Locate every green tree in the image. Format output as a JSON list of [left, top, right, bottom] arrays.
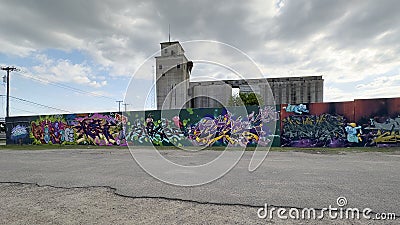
[[228, 93, 264, 106]]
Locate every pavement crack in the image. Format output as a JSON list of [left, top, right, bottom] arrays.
[[1, 181, 398, 219], [0, 181, 261, 208]]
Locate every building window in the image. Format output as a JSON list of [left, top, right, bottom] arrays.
[[164, 49, 168, 54], [177, 64, 180, 69], [278, 91, 281, 104], [286, 84, 290, 103], [300, 83, 304, 102], [159, 65, 162, 70], [291, 83, 296, 103]]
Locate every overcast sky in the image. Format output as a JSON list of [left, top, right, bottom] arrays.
[[0, 0, 399, 116]]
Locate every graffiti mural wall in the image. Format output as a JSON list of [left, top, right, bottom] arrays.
[[280, 98, 400, 147], [6, 106, 280, 147], [124, 106, 280, 147], [7, 112, 128, 146], [10, 124, 29, 144], [354, 98, 400, 147], [6, 97, 400, 147]]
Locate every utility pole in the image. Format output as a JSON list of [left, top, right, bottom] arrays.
[[1, 66, 18, 117], [116, 100, 123, 113], [123, 103, 130, 112], [168, 24, 171, 42]]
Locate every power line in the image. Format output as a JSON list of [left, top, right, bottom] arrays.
[[1, 95, 72, 113], [14, 71, 118, 102], [10, 96, 72, 113], [10, 107, 36, 114], [15, 71, 117, 101]]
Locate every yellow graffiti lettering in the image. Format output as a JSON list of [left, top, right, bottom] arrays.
[[303, 117, 313, 125], [374, 131, 400, 143], [243, 131, 259, 141]]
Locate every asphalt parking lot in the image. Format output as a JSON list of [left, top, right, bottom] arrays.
[[0, 148, 399, 224]]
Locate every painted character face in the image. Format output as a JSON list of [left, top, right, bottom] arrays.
[[172, 116, 181, 128], [64, 128, 74, 142]]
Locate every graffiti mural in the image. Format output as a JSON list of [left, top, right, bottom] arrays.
[[282, 114, 347, 147], [187, 106, 278, 147], [281, 98, 400, 147], [124, 106, 279, 147], [368, 117, 400, 131], [6, 107, 278, 147], [30, 115, 68, 144], [74, 113, 126, 146], [23, 113, 127, 146], [126, 116, 185, 146], [10, 125, 28, 142], [283, 104, 309, 114], [5, 97, 400, 147], [345, 123, 362, 143], [364, 116, 400, 146]]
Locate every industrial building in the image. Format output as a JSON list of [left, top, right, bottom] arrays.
[[156, 41, 324, 110]]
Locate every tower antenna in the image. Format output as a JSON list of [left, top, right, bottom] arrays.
[[168, 24, 171, 42]]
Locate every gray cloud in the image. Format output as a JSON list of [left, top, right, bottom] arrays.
[[267, 0, 350, 42], [1, 1, 399, 52], [329, 0, 400, 47], [0, 0, 399, 102]]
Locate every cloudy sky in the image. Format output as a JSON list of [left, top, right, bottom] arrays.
[[0, 0, 399, 116]]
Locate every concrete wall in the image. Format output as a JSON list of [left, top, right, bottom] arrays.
[[190, 81, 232, 108], [189, 76, 324, 108], [267, 76, 323, 104]]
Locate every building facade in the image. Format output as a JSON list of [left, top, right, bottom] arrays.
[[155, 41, 191, 109], [155, 41, 324, 109]]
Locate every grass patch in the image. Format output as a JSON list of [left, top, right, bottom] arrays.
[[1, 144, 400, 154], [0, 144, 129, 151], [271, 146, 400, 154]]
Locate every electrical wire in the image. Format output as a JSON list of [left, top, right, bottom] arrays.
[[14, 71, 118, 102], [2, 68, 125, 115], [10, 107, 36, 114], [2, 95, 72, 113]]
